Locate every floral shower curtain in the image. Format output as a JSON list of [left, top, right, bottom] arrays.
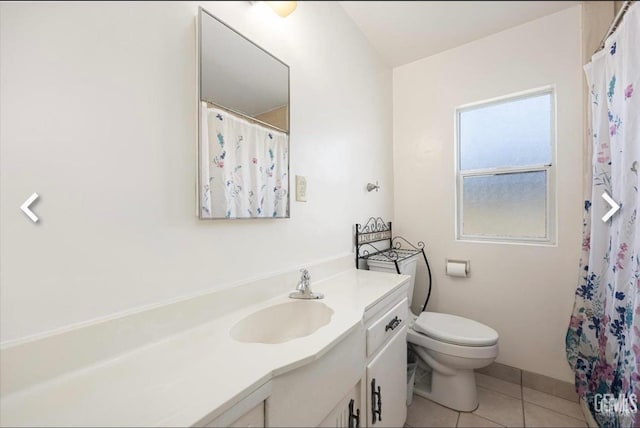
[[566, 4, 639, 427], [200, 104, 289, 218]]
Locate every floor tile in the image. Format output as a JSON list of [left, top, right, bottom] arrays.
[[457, 412, 505, 427], [522, 387, 585, 421], [473, 387, 524, 427], [407, 395, 459, 428], [476, 373, 522, 399], [524, 402, 587, 427]]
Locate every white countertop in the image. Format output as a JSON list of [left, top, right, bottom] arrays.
[[0, 269, 409, 427]]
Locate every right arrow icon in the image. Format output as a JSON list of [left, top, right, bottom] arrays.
[[601, 192, 620, 222]]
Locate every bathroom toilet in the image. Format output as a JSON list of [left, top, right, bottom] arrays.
[[407, 312, 499, 411], [366, 252, 499, 412]]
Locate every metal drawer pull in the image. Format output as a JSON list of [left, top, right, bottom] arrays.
[[385, 316, 401, 332], [348, 398, 360, 428], [371, 378, 382, 423]]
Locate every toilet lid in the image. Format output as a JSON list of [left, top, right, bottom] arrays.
[[413, 312, 499, 346]]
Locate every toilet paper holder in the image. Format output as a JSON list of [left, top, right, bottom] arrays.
[[446, 259, 470, 277]]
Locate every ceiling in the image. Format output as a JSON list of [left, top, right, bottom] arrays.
[[339, 1, 580, 67]]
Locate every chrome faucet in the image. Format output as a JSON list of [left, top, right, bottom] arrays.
[[289, 269, 324, 300]]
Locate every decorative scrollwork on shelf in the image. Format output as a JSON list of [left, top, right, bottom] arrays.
[[356, 217, 390, 234], [358, 242, 399, 261], [392, 236, 425, 251], [356, 217, 392, 245]]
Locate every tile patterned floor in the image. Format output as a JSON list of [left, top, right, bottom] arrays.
[[406, 373, 587, 428]]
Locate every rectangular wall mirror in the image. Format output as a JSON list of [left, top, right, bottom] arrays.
[[198, 8, 290, 219]]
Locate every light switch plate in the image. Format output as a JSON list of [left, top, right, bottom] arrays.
[[296, 175, 307, 202]]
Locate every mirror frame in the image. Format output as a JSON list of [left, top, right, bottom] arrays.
[[197, 7, 291, 220]]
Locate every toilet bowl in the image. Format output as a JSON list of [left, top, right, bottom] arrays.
[[365, 252, 499, 412], [407, 312, 499, 412]]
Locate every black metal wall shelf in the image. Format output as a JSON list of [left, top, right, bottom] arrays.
[[355, 217, 433, 311], [355, 217, 424, 272], [365, 248, 421, 264]]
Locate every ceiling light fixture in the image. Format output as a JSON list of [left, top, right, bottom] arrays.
[[264, 1, 297, 18]]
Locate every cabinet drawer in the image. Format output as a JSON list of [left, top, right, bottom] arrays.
[[366, 298, 408, 357]]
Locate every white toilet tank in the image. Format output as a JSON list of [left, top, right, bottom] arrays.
[[366, 250, 420, 308]]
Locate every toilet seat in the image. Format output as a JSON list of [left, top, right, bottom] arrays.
[[407, 328, 498, 359], [413, 312, 498, 347]]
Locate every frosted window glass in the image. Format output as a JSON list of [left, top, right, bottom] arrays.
[[462, 172, 546, 238], [459, 93, 552, 171]]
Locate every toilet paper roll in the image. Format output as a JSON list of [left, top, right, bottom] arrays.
[[446, 261, 468, 277]]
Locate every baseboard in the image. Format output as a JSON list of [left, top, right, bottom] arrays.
[[522, 369, 578, 403], [477, 361, 521, 385], [477, 362, 579, 403]]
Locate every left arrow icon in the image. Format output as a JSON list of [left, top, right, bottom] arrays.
[[21, 193, 39, 223]]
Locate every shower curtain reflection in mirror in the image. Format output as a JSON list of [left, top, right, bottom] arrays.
[[200, 104, 289, 219]]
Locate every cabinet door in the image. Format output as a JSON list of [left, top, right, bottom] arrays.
[[229, 402, 264, 427], [318, 382, 362, 428], [366, 326, 407, 428]]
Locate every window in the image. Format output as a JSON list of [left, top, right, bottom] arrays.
[[456, 88, 555, 244]]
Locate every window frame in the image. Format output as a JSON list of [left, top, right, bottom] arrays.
[[454, 87, 557, 245]]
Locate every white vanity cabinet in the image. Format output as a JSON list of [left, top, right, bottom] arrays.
[[0, 266, 412, 428], [218, 278, 410, 428], [265, 326, 366, 427], [365, 297, 409, 427]]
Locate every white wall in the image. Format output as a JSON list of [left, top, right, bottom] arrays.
[[393, 6, 583, 382], [0, 1, 393, 343]]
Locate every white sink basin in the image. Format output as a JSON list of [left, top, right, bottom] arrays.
[[230, 301, 334, 344]]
